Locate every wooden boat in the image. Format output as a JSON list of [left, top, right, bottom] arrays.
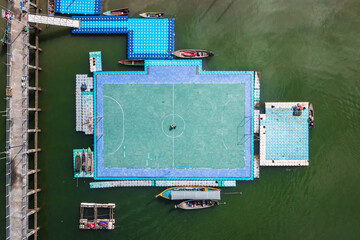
[[309, 103, 314, 128], [139, 12, 164, 18], [155, 187, 221, 200], [87, 147, 93, 173], [103, 8, 129, 16], [171, 49, 214, 59], [81, 149, 86, 172], [75, 152, 81, 173], [175, 200, 219, 210], [118, 59, 144, 66]]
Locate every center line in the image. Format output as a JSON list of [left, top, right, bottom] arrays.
[[172, 83, 175, 168]]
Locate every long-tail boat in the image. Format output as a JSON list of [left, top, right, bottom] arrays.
[[87, 148, 93, 173], [175, 200, 219, 210], [309, 103, 315, 128], [155, 187, 221, 200], [118, 59, 145, 66], [81, 149, 86, 172], [103, 8, 129, 16], [75, 152, 81, 173], [171, 49, 214, 59], [139, 12, 164, 18]]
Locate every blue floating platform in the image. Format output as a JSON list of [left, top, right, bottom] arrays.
[[72, 16, 175, 60], [92, 60, 256, 181], [89, 51, 102, 72], [55, 0, 101, 15]]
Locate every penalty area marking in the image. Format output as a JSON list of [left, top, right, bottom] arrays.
[[103, 95, 125, 155]]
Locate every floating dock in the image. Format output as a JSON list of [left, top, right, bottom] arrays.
[[89, 180, 237, 188], [79, 203, 115, 230], [55, 0, 101, 15], [72, 16, 175, 59], [93, 60, 257, 180], [89, 51, 102, 72], [260, 102, 309, 166], [75, 74, 94, 135], [73, 149, 94, 178]]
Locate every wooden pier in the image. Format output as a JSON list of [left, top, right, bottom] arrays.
[[4, 0, 42, 239], [5, 1, 82, 238], [79, 203, 115, 230]]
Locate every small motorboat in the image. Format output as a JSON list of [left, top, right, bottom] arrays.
[[155, 187, 221, 200], [87, 147, 93, 173], [118, 59, 145, 66], [139, 12, 164, 18], [175, 200, 219, 210], [81, 149, 86, 172], [171, 49, 214, 59], [309, 103, 314, 128], [75, 152, 81, 173], [103, 8, 129, 16]]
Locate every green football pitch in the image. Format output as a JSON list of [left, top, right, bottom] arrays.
[[102, 83, 246, 169]]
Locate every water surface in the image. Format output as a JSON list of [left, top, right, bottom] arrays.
[[1, 0, 360, 239]]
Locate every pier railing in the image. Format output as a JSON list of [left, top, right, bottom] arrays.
[[5, 0, 12, 237]]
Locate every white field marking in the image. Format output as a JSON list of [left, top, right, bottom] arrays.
[[221, 95, 237, 150], [161, 114, 186, 138], [104, 95, 125, 155], [172, 83, 175, 168], [222, 140, 228, 150], [172, 83, 175, 122]]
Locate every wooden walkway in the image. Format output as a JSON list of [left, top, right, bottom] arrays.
[[5, 0, 42, 239]]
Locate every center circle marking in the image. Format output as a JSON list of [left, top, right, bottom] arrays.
[[161, 114, 186, 138]]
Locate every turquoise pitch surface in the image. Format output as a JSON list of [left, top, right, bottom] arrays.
[[102, 83, 245, 169]]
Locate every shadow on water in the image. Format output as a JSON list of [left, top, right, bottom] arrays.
[[199, 0, 218, 21], [0, 44, 7, 56], [216, 0, 236, 23], [40, 28, 70, 42]]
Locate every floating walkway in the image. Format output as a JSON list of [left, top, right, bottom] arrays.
[[72, 16, 175, 59], [89, 180, 237, 188], [55, 0, 101, 15], [260, 102, 309, 166], [73, 149, 94, 178], [89, 51, 102, 72], [75, 74, 94, 135], [28, 14, 80, 28]]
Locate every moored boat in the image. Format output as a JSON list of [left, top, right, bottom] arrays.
[[309, 103, 314, 128], [75, 152, 81, 173], [103, 8, 129, 16], [118, 59, 145, 66], [155, 187, 221, 200], [171, 49, 214, 59], [81, 149, 86, 172], [139, 12, 164, 18], [87, 148, 93, 173], [175, 200, 219, 210]]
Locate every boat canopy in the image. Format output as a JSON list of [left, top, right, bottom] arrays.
[[170, 190, 221, 200]]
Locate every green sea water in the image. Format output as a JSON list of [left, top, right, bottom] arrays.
[[1, 0, 360, 239]]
